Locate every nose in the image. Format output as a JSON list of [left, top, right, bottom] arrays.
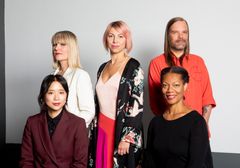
[[56, 43, 61, 49], [54, 93, 60, 100], [53, 43, 60, 51], [166, 85, 173, 92], [178, 32, 183, 39], [113, 36, 118, 43]]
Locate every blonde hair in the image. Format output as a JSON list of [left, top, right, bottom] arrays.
[[51, 31, 81, 69], [103, 20, 132, 53]]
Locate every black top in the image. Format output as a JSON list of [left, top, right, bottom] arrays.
[[46, 111, 63, 137], [144, 111, 213, 168]]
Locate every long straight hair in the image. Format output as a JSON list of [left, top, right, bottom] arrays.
[[164, 17, 190, 66], [51, 31, 81, 69]]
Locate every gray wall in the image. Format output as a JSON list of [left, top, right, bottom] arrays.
[[3, 0, 240, 166]]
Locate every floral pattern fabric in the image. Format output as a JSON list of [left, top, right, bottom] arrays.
[[88, 58, 144, 168]]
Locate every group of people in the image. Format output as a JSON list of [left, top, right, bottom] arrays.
[[19, 17, 216, 168]]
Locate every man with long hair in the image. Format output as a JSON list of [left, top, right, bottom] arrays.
[[148, 17, 216, 124]]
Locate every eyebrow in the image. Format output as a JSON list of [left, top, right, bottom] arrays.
[[108, 32, 124, 35], [47, 89, 65, 92]]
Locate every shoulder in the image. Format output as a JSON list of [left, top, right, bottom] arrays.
[[74, 68, 90, 76], [149, 54, 166, 71], [147, 116, 163, 133], [126, 58, 144, 77], [64, 110, 86, 126], [97, 62, 108, 73], [73, 68, 91, 81], [150, 54, 165, 64], [122, 58, 142, 74], [25, 112, 44, 125], [187, 111, 208, 136], [99, 61, 108, 70], [127, 57, 141, 68], [188, 110, 207, 126], [188, 54, 205, 63], [149, 116, 162, 127]]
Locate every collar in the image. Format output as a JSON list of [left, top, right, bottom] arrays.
[[46, 110, 63, 125], [54, 67, 73, 76], [171, 54, 189, 65]]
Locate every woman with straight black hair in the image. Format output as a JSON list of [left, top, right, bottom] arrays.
[[20, 74, 88, 168]]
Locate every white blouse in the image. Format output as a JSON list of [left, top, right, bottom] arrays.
[[54, 68, 95, 127]]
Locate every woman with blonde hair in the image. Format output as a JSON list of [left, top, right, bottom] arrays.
[[88, 21, 144, 168], [51, 30, 95, 127]]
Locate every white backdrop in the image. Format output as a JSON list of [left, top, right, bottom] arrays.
[[5, 0, 240, 153]]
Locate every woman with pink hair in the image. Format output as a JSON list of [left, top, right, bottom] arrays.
[[88, 21, 144, 168]]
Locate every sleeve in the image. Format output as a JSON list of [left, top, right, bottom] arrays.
[[19, 118, 35, 168], [143, 119, 156, 168], [187, 118, 210, 168], [148, 59, 166, 115], [120, 66, 144, 148], [71, 119, 89, 168], [200, 59, 216, 108], [76, 71, 95, 127]]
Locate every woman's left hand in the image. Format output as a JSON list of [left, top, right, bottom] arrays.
[[118, 141, 130, 155]]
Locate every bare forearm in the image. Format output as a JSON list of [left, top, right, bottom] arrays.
[[203, 105, 212, 123]]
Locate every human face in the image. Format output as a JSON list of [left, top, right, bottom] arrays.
[[161, 73, 187, 105], [169, 21, 189, 53], [52, 40, 69, 62], [107, 28, 126, 54], [45, 81, 67, 115]]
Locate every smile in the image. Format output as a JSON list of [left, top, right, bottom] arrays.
[[52, 103, 61, 106], [166, 95, 175, 100]]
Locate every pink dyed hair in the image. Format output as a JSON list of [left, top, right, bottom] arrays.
[[103, 20, 132, 53]]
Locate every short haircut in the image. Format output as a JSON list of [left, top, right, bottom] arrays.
[[103, 20, 132, 53], [51, 30, 81, 69], [38, 74, 69, 109], [160, 66, 189, 84]]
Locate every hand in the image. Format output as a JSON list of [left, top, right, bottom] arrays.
[[118, 141, 130, 155]]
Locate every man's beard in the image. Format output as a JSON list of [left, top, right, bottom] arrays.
[[171, 39, 187, 51]]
